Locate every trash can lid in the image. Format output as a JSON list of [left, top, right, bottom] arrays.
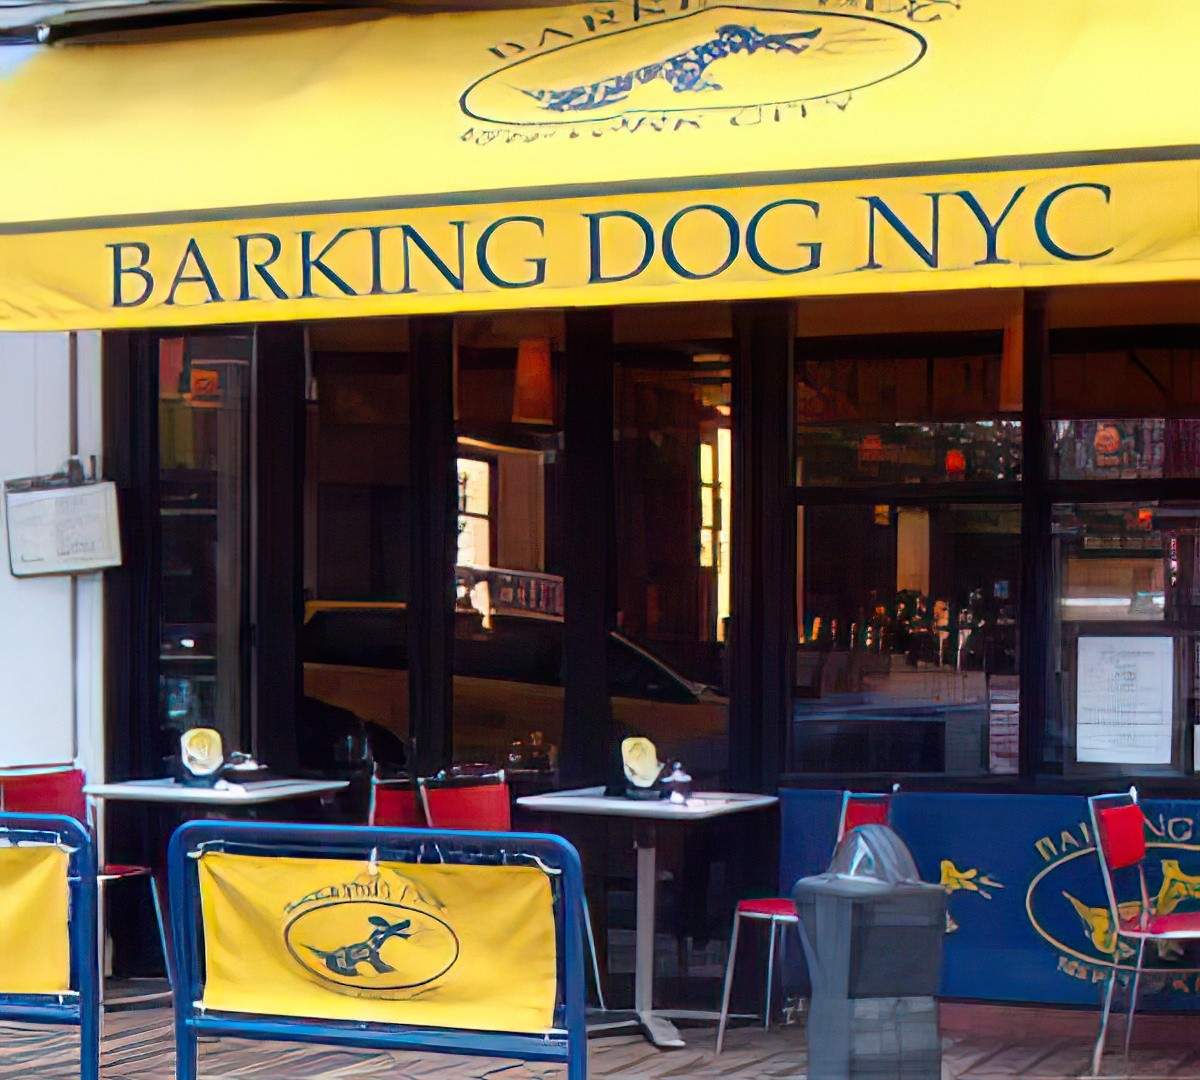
[[827, 823, 921, 884]]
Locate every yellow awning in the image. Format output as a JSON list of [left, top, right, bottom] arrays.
[[0, 0, 1197, 330]]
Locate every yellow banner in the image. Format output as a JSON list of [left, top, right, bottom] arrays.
[[198, 852, 557, 1034], [0, 846, 70, 996], [1, 159, 1196, 331]]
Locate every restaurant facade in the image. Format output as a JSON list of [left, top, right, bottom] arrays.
[[2, 0, 1200, 1011]]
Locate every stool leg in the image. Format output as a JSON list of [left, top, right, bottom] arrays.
[[765, 918, 779, 1031], [95, 877, 106, 1009], [148, 875, 174, 990], [1091, 963, 1118, 1076], [716, 912, 742, 1055], [1124, 937, 1146, 1060], [581, 896, 607, 1011]]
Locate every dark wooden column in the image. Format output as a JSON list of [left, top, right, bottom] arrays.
[[407, 315, 457, 775], [103, 331, 161, 782], [560, 309, 616, 788], [253, 324, 306, 770], [1019, 290, 1052, 777], [730, 301, 796, 793]]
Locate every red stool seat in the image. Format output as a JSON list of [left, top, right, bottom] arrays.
[[736, 897, 797, 919], [1121, 910, 1200, 936], [101, 863, 152, 879]]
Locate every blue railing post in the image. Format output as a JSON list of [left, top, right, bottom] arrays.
[[0, 812, 99, 1080]]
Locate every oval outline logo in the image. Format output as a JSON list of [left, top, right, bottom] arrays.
[[460, 5, 928, 128], [1025, 842, 1200, 975], [284, 899, 461, 993]]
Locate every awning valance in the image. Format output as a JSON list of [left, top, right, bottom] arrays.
[[0, 0, 1198, 330]]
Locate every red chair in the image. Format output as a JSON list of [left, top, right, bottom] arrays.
[[368, 773, 427, 828], [420, 771, 606, 1010], [836, 784, 899, 843], [717, 785, 900, 1053], [1086, 787, 1200, 1075], [0, 768, 171, 1002], [419, 774, 512, 831]]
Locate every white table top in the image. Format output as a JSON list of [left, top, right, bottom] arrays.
[[83, 777, 349, 805], [516, 786, 778, 821]]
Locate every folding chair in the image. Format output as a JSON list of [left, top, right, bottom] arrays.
[[716, 784, 900, 1053], [0, 768, 172, 1002], [420, 771, 607, 1010], [367, 770, 426, 828], [1087, 787, 1200, 1075], [836, 783, 900, 843]]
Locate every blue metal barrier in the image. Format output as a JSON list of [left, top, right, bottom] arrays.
[[168, 820, 588, 1080], [0, 812, 99, 1080]]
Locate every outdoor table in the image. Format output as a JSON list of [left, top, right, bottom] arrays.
[[517, 786, 778, 1049], [83, 776, 349, 805], [84, 776, 349, 1004]]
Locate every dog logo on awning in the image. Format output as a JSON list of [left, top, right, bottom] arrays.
[[461, 3, 940, 130]]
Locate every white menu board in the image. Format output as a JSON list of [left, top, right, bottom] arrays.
[[5, 482, 122, 577], [1076, 635, 1174, 765]]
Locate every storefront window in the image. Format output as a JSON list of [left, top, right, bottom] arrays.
[[453, 325, 565, 769], [614, 345, 732, 781], [299, 336, 411, 771], [796, 336, 1021, 486], [1048, 502, 1199, 775], [793, 503, 1020, 775], [157, 333, 251, 761]]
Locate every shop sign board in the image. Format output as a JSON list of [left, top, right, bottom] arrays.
[[0, 0, 1197, 329]]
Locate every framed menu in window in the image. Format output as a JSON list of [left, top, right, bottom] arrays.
[[1075, 635, 1174, 765]]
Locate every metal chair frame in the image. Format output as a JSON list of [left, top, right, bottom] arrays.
[[715, 903, 799, 1054], [835, 783, 900, 844], [0, 812, 99, 1080], [169, 819, 589, 1080], [1086, 786, 1200, 1076], [716, 785, 902, 1053]]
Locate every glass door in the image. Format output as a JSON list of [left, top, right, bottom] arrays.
[[156, 333, 252, 764]]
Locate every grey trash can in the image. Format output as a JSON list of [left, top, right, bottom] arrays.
[[793, 824, 946, 1080]]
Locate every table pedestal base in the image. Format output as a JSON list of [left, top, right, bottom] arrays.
[[586, 1008, 753, 1048]]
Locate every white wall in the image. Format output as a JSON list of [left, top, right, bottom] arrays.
[[0, 332, 104, 774]]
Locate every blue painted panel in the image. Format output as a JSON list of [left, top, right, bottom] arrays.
[[780, 789, 1200, 1011]]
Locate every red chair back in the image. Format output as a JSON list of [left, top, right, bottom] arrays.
[[370, 781, 426, 828], [836, 789, 894, 843], [1097, 802, 1146, 871], [1088, 788, 1151, 934], [0, 768, 87, 822], [421, 778, 512, 832]]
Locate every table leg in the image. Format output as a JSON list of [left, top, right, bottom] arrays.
[[634, 822, 684, 1049]]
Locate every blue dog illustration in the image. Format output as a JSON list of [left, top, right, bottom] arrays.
[[521, 24, 822, 113], [304, 916, 413, 978]]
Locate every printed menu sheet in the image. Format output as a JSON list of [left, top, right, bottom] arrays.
[[1076, 636, 1174, 765], [5, 483, 122, 576]]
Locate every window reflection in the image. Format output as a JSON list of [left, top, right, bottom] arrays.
[[157, 333, 251, 764], [614, 346, 732, 781], [793, 504, 1020, 775], [796, 338, 1021, 485]]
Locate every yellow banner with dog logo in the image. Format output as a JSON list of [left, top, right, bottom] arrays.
[[198, 852, 557, 1034], [0, 846, 70, 996]]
